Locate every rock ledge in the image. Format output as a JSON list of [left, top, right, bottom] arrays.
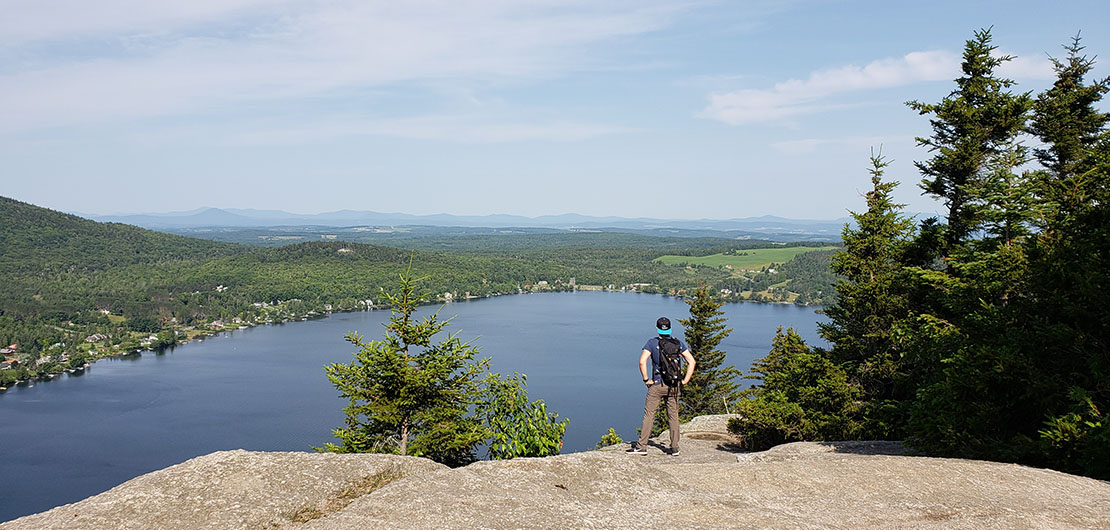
[[5, 416, 1109, 529]]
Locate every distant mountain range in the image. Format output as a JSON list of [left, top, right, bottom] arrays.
[[76, 207, 853, 236]]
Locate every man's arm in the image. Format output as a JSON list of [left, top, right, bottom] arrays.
[[681, 350, 696, 385], [639, 349, 654, 386]]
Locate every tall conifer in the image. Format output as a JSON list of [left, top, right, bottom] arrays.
[[1025, 34, 1110, 478], [907, 28, 1032, 249], [1029, 34, 1110, 191], [819, 150, 914, 437], [678, 284, 740, 418], [902, 29, 1038, 462]]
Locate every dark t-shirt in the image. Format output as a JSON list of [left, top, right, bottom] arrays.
[[643, 336, 688, 384]]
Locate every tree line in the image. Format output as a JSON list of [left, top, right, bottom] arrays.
[[728, 29, 1110, 480]]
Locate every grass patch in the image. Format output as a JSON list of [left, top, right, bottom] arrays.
[[289, 506, 326, 523], [654, 246, 838, 271], [286, 464, 405, 523]]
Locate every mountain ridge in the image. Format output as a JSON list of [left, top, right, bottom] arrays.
[[0, 196, 245, 274], [74, 206, 854, 232]]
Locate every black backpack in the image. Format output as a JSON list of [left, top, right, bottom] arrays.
[[657, 336, 684, 387]]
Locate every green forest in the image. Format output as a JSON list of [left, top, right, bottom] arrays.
[[729, 29, 1110, 480], [0, 195, 835, 386]]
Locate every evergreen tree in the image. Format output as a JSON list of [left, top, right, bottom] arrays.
[[726, 29, 1109, 480], [819, 150, 915, 437], [650, 283, 738, 435], [901, 29, 1039, 463], [1023, 34, 1110, 478], [1029, 33, 1110, 191], [677, 283, 740, 418], [322, 261, 489, 467], [727, 328, 862, 451], [896, 30, 1052, 462], [903, 239, 1034, 461], [907, 27, 1032, 249], [978, 142, 1035, 245]]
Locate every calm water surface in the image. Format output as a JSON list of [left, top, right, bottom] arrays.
[[0, 291, 824, 521]]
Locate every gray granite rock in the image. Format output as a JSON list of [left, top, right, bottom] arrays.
[[657, 412, 742, 442], [6, 416, 1109, 529], [1, 450, 445, 530]]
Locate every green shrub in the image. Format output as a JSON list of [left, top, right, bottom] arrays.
[[728, 328, 863, 451], [1039, 389, 1110, 479], [478, 372, 569, 459], [596, 428, 624, 449]]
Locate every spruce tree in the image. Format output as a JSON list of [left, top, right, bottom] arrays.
[[902, 29, 1038, 462], [907, 27, 1032, 249], [651, 283, 739, 434], [728, 327, 861, 451], [1029, 33, 1110, 190], [978, 142, 1035, 244], [678, 283, 740, 418], [1024, 34, 1110, 478], [819, 150, 914, 437], [322, 261, 489, 466]]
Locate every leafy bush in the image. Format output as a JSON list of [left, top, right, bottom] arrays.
[[478, 372, 569, 459], [596, 428, 624, 449]]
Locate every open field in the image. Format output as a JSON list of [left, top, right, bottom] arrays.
[[653, 246, 839, 271]]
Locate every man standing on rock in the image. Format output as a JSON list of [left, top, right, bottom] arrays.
[[628, 317, 695, 456]]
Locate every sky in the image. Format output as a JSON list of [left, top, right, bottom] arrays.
[[2, 0, 1108, 220]]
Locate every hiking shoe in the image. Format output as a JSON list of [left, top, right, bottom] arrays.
[[626, 443, 647, 455]]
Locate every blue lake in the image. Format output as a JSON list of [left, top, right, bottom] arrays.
[[0, 291, 825, 521]]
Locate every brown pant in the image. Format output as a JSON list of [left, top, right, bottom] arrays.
[[637, 383, 680, 450]]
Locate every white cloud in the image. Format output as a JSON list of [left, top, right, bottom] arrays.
[[0, 1, 696, 134], [997, 53, 1055, 81], [231, 115, 640, 145], [0, 0, 276, 45], [700, 50, 959, 125], [701, 46, 1059, 126]]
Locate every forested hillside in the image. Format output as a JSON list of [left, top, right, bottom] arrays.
[[0, 196, 837, 386], [0, 196, 245, 274]]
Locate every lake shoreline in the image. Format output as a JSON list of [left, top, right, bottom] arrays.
[[2, 289, 821, 391]]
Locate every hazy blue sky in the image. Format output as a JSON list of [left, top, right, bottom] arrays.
[[2, 0, 1107, 219]]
